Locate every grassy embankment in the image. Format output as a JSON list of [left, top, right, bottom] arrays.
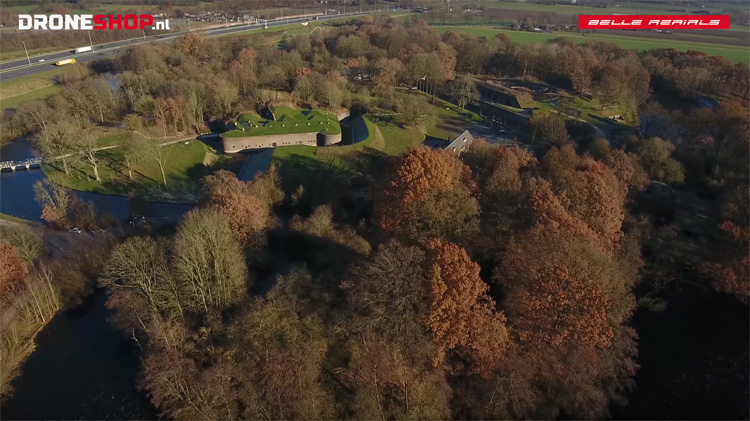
[[0, 213, 41, 226], [434, 26, 749, 64], [42, 134, 216, 203], [271, 92, 481, 171], [0, 68, 65, 111], [214, 13, 391, 45], [0, 299, 57, 398]]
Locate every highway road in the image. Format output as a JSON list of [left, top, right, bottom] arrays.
[[0, 10, 391, 82]]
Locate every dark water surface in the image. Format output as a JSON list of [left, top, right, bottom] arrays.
[[4, 285, 746, 420], [1, 292, 158, 420], [613, 285, 749, 420]]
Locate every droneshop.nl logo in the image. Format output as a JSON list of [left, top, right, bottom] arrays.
[[578, 15, 730, 29], [18, 14, 171, 31]]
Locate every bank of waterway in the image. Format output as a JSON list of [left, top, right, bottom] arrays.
[[0, 291, 158, 420], [0, 136, 185, 418], [0, 137, 191, 223]]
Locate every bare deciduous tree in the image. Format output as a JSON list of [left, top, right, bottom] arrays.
[[100, 236, 184, 319], [145, 137, 173, 186], [171, 209, 248, 313]]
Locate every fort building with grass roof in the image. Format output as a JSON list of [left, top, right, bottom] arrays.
[[221, 106, 342, 153]]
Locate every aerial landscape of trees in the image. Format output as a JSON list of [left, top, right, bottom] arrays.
[[0, 10, 748, 420]]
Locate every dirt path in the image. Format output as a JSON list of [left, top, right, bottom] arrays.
[[371, 125, 386, 151]]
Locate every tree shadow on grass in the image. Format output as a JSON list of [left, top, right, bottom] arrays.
[[273, 148, 391, 220], [432, 116, 473, 138], [370, 113, 405, 129], [340, 147, 389, 176]]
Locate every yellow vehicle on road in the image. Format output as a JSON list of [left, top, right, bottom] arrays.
[[55, 58, 76, 66]]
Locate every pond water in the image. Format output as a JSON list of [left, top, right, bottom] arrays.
[[0, 291, 158, 420]]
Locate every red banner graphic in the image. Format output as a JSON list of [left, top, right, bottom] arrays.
[[578, 15, 730, 29]]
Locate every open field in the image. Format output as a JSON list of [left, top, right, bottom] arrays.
[[43, 138, 213, 203], [482, 0, 728, 15], [3, 1, 258, 14], [434, 26, 750, 63], [596, 28, 749, 48], [3, 3, 325, 17]]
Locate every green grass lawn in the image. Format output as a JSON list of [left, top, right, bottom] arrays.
[[225, 106, 341, 138], [426, 96, 482, 139], [271, 144, 318, 160], [535, 95, 630, 123], [272, 115, 379, 162], [368, 93, 481, 156], [267, 93, 484, 173], [0, 86, 61, 110], [43, 139, 212, 203], [0, 68, 64, 89], [376, 118, 423, 156], [0, 213, 41, 226], [482, 0, 726, 15], [435, 26, 749, 64]]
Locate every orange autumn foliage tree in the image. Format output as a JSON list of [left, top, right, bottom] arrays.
[[563, 158, 626, 247], [601, 149, 649, 194], [480, 143, 641, 418], [0, 242, 28, 306], [496, 220, 638, 419], [711, 221, 749, 303], [541, 145, 630, 251], [466, 142, 539, 251], [424, 239, 509, 375], [376, 147, 479, 244], [493, 150, 638, 418], [525, 177, 605, 249], [500, 225, 616, 349], [344, 239, 509, 381], [201, 170, 271, 247], [705, 183, 749, 303]]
